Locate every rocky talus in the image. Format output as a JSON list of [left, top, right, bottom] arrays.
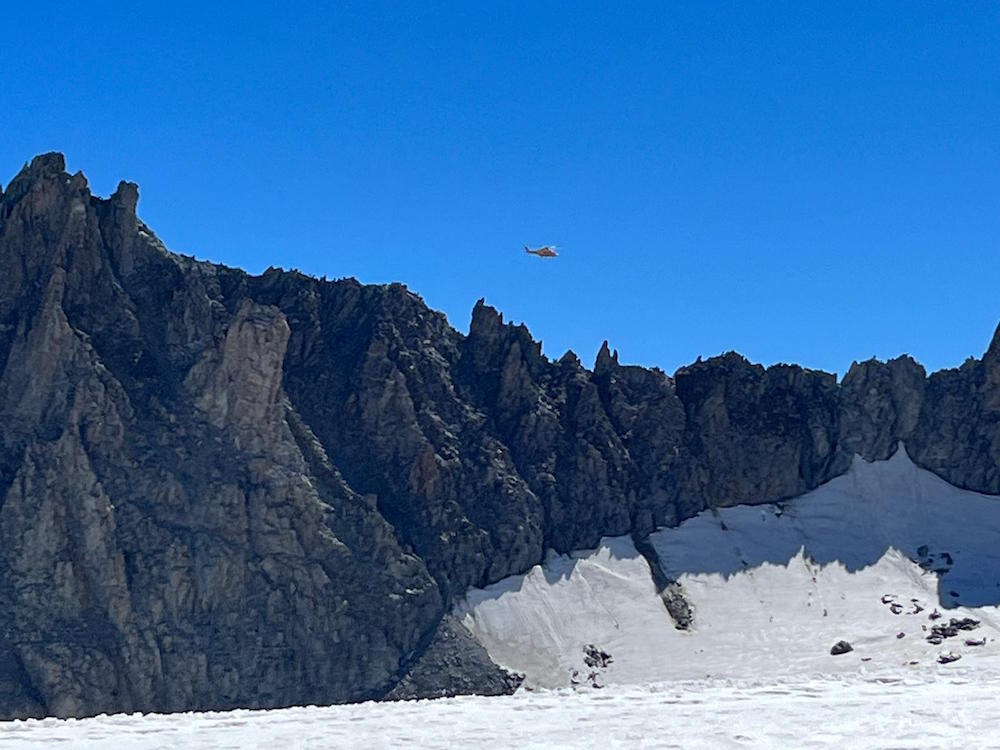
[[0, 154, 997, 718]]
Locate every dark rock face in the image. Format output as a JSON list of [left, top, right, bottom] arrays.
[[0, 156, 441, 717], [383, 615, 523, 701], [0, 154, 999, 718], [672, 356, 841, 516]]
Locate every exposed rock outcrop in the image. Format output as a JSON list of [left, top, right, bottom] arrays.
[[1, 153, 999, 718], [0, 155, 441, 718], [830, 640, 854, 656], [383, 615, 523, 701]]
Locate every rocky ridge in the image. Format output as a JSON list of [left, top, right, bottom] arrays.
[[0, 153, 997, 718]]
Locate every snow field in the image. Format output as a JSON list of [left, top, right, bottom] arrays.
[[457, 448, 1000, 688], [3, 674, 1000, 749]]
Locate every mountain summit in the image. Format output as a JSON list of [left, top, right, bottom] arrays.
[[0, 154, 998, 718]]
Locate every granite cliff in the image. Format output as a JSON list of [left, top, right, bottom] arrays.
[[0, 154, 997, 718]]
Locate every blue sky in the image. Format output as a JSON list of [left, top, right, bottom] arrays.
[[3, 2, 998, 375]]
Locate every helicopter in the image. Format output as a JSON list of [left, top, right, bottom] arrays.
[[524, 244, 558, 258]]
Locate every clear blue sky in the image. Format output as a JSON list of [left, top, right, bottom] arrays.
[[3, 2, 998, 375]]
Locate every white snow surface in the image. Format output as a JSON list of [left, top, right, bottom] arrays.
[[456, 448, 1000, 688], [4, 674, 1000, 748]]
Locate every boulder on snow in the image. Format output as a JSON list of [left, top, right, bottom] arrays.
[[830, 640, 853, 656], [952, 617, 980, 631], [583, 644, 613, 669], [927, 617, 980, 643]]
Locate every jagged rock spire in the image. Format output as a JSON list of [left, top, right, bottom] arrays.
[[594, 340, 619, 376]]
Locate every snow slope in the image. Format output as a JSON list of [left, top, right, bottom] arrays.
[[456, 447, 1000, 688], [454, 537, 680, 688]]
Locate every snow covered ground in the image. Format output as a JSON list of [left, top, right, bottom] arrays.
[[3, 673, 1000, 748], [456, 448, 1000, 688]]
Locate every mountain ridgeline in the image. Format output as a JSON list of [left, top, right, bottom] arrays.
[[0, 154, 998, 719]]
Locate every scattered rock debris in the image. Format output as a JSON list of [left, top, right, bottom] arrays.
[[875, 594, 987, 654], [583, 644, 613, 669], [573, 645, 613, 689], [880, 593, 925, 615], [927, 617, 980, 644]]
